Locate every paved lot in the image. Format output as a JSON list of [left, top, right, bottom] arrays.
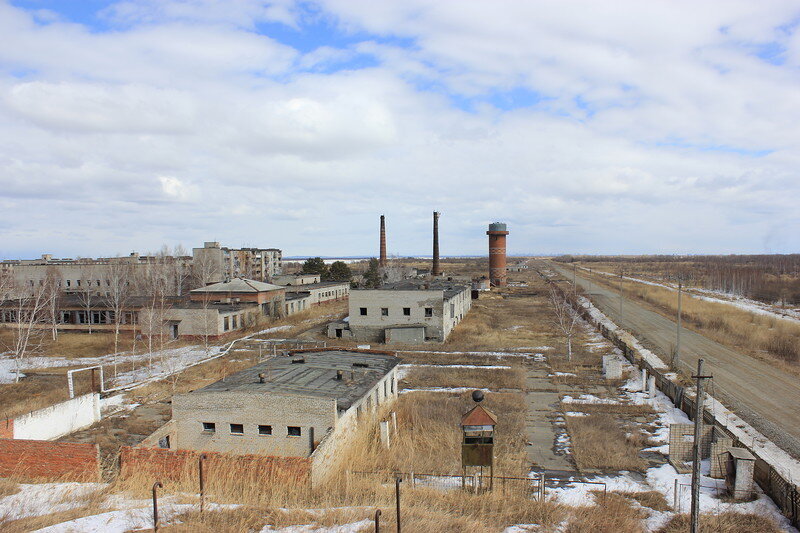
[[550, 263, 800, 459]]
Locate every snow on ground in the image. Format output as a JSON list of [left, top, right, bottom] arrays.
[[0, 482, 104, 524], [396, 363, 512, 381], [260, 519, 373, 532], [561, 394, 620, 405]]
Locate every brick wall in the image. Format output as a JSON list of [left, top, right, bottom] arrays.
[[0, 419, 12, 439], [0, 438, 100, 481], [119, 446, 311, 485]]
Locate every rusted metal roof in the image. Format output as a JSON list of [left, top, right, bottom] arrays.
[[461, 405, 497, 426]]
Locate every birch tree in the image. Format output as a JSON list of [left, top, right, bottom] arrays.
[[76, 264, 97, 334], [105, 259, 133, 378], [43, 266, 62, 341], [548, 284, 579, 361], [3, 279, 49, 382]]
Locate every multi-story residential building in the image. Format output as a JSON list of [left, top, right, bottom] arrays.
[[192, 242, 282, 284]]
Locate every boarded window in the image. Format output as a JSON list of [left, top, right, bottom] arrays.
[[287, 426, 301, 437]]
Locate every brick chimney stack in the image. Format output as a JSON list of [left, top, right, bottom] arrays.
[[379, 215, 387, 267], [432, 211, 442, 276]]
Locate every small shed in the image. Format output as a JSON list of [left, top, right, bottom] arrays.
[[724, 447, 756, 500], [461, 401, 497, 491]]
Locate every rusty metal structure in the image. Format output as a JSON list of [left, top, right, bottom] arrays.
[[486, 222, 509, 287], [461, 390, 497, 491], [432, 211, 442, 276], [379, 215, 387, 268]]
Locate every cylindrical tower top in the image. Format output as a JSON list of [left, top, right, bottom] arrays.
[[488, 222, 507, 232]]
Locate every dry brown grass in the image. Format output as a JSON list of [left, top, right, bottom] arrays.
[[566, 491, 646, 532], [622, 490, 671, 511], [400, 365, 526, 390], [565, 413, 651, 472], [0, 478, 20, 497], [656, 511, 784, 533], [580, 267, 800, 374]]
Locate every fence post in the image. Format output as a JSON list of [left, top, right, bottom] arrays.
[[199, 453, 207, 513], [152, 481, 163, 532], [374, 508, 381, 532], [395, 476, 402, 533]]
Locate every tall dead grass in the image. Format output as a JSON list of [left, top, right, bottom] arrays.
[[566, 491, 646, 533], [656, 511, 783, 533], [582, 269, 800, 371], [566, 413, 650, 472]]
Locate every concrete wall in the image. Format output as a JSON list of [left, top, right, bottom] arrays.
[[172, 391, 337, 457], [386, 326, 425, 344], [11, 393, 100, 441], [346, 285, 470, 343], [310, 368, 398, 485], [0, 438, 100, 481]]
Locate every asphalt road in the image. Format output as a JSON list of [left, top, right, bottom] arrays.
[[549, 262, 800, 459]]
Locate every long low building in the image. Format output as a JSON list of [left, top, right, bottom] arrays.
[[150, 349, 400, 457], [329, 280, 472, 344]]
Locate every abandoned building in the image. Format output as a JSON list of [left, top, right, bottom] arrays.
[[145, 349, 400, 457], [192, 242, 282, 284], [272, 273, 321, 286], [0, 277, 289, 340], [328, 280, 472, 343]]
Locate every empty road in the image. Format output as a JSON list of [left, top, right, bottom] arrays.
[[549, 262, 800, 459]]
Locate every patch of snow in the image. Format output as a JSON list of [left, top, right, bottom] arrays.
[[260, 519, 373, 533], [551, 372, 576, 377], [564, 411, 589, 417], [0, 482, 103, 524], [561, 394, 619, 405]]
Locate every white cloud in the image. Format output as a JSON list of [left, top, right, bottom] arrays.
[[0, 0, 798, 258]]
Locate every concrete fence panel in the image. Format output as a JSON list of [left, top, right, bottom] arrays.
[[11, 393, 101, 441]]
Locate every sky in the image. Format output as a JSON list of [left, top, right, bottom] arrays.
[[1, 0, 799, 259]]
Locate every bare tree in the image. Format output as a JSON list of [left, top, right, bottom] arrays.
[[192, 251, 219, 356], [43, 266, 62, 341], [548, 284, 579, 361], [2, 279, 49, 382], [76, 264, 97, 334], [105, 259, 133, 378]]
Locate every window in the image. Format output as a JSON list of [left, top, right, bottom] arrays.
[[450, 303, 455, 318], [425, 307, 433, 317], [359, 307, 367, 316], [230, 423, 244, 435], [232, 315, 238, 329], [381, 307, 388, 316], [224, 317, 230, 331], [258, 425, 272, 435], [403, 307, 410, 316], [202, 422, 216, 433], [287, 426, 301, 437], [66, 280, 71, 287]]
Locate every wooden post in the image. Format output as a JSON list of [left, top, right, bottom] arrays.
[[395, 477, 402, 533], [690, 359, 712, 533], [199, 454, 207, 513]]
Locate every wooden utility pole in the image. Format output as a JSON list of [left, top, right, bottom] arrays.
[[618, 270, 624, 321], [675, 281, 682, 369], [690, 358, 712, 533]]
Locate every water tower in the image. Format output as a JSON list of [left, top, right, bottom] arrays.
[[461, 390, 497, 491], [487, 222, 509, 287]]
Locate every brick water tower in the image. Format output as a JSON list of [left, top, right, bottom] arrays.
[[486, 222, 509, 287]]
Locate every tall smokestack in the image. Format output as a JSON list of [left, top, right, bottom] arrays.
[[432, 211, 442, 276], [487, 222, 509, 287], [379, 215, 387, 267]]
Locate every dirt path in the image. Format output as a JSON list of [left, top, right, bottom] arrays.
[[549, 262, 800, 459]]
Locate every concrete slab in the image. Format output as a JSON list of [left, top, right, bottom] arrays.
[[525, 366, 573, 471]]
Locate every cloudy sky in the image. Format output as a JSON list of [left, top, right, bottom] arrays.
[[2, 1, 799, 258]]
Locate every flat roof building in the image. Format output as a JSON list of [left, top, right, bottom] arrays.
[[330, 280, 471, 344], [165, 349, 400, 457]]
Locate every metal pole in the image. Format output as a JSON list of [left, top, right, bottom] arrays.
[[199, 453, 207, 513], [675, 281, 682, 369], [152, 481, 163, 532], [395, 476, 402, 533], [690, 358, 711, 533], [374, 508, 381, 533]]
